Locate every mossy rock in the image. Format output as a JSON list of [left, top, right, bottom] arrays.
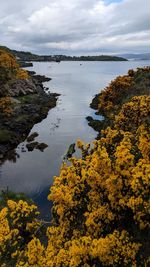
[[17, 94, 35, 104]]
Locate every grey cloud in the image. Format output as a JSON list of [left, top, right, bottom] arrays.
[[0, 0, 150, 54]]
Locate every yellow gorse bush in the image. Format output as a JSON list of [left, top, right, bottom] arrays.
[[0, 67, 149, 266], [97, 66, 150, 119], [0, 49, 29, 116], [0, 48, 29, 82], [16, 68, 29, 79], [115, 95, 150, 132], [0, 49, 18, 69], [0, 200, 41, 266], [98, 75, 134, 116]]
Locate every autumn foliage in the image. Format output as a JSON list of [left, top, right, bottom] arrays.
[[0, 67, 150, 266]]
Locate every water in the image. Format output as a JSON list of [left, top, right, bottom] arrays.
[[0, 60, 150, 218]]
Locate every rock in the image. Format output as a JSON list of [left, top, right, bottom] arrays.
[[8, 79, 38, 97], [28, 71, 36, 76], [26, 142, 39, 152], [26, 132, 39, 142], [33, 75, 52, 83], [26, 141, 48, 152], [10, 97, 21, 104], [21, 148, 26, 153], [86, 116, 93, 122], [87, 117, 108, 133], [63, 143, 76, 160], [36, 143, 48, 152], [90, 94, 100, 110], [18, 61, 33, 68]]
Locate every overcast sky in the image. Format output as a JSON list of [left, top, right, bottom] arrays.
[[0, 0, 150, 55]]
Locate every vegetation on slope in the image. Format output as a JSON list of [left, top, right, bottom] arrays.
[[0, 67, 150, 266], [0, 48, 29, 85], [93, 67, 150, 118], [0, 48, 29, 115], [0, 45, 127, 62]]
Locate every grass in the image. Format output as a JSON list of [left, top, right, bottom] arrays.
[[17, 94, 35, 104], [0, 129, 14, 143]]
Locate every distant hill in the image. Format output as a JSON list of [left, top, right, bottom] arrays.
[[118, 53, 150, 61], [0, 45, 127, 62], [57, 55, 127, 61]]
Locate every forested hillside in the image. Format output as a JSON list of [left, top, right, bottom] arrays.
[[0, 67, 149, 266], [0, 45, 127, 62]]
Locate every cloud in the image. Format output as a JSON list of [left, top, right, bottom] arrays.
[[0, 0, 150, 54]]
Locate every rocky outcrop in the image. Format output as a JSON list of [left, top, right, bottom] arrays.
[[8, 79, 38, 97], [0, 72, 52, 97], [0, 72, 60, 160], [18, 61, 33, 68], [32, 74, 51, 83]]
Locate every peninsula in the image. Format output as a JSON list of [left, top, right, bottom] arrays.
[[0, 45, 127, 62]]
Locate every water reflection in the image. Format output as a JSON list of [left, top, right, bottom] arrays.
[[49, 117, 61, 133], [0, 150, 20, 165]]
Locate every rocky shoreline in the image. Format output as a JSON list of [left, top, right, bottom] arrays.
[[86, 94, 110, 136], [0, 72, 60, 160]]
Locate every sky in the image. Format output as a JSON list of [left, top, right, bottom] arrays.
[[0, 0, 150, 55]]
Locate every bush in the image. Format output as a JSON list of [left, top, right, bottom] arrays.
[[0, 48, 29, 86]]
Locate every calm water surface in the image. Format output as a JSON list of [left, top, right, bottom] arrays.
[[0, 60, 150, 218]]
